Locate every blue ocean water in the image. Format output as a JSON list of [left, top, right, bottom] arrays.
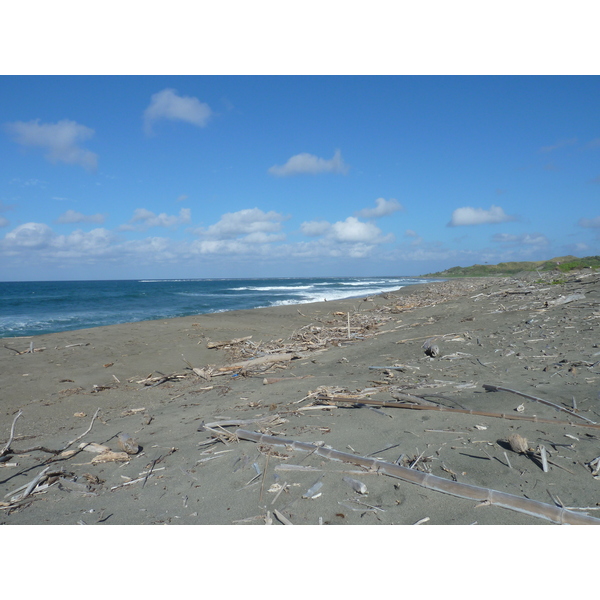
[[0, 276, 437, 338]]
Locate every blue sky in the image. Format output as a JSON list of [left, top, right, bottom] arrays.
[[1, 75, 599, 281]]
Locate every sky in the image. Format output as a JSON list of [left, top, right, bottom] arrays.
[[1, 10, 599, 282]]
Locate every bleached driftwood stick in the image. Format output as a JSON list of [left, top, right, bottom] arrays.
[[236, 429, 600, 525], [324, 396, 600, 431], [63, 407, 101, 450], [1, 410, 23, 456], [207, 336, 252, 349], [10, 408, 101, 456], [483, 384, 596, 424]]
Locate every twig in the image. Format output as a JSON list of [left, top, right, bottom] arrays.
[[63, 408, 101, 451], [325, 396, 600, 431], [483, 384, 596, 424], [21, 466, 51, 500], [1, 410, 22, 456], [236, 429, 600, 525]]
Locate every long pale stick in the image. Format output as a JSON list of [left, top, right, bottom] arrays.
[[320, 395, 600, 430], [236, 429, 600, 525]]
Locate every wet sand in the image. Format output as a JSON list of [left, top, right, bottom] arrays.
[[2, 271, 600, 526]]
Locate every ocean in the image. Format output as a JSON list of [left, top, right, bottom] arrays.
[[0, 276, 439, 338]]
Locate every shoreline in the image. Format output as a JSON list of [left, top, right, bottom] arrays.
[[0, 276, 440, 340], [2, 272, 600, 525]]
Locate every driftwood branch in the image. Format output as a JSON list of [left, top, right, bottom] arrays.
[[324, 395, 600, 430], [10, 408, 101, 456], [236, 429, 600, 525], [1, 410, 23, 456], [483, 384, 596, 424]]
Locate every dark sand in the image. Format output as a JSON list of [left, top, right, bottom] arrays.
[[2, 272, 600, 526]]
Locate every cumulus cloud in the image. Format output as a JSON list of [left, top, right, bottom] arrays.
[[331, 217, 389, 243], [56, 210, 106, 225], [2, 222, 115, 256], [578, 216, 600, 228], [356, 197, 403, 219], [492, 232, 549, 246], [196, 208, 287, 240], [268, 149, 349, 177], [143, 89, 212, 136], [120, 208, 191, 231], [4, 119, 98, 171], [448, 205, 516, 227], [300, 216, 392, 246], [4, 222, 55, 248]]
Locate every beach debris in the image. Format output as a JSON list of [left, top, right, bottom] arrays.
[[587, 456, 600, 477], [1, 410, 23, 457], [483, 384, 596, 424], [91, 451, 130, 464], [508, 434, 529, 454], [3, 408, 101, 458], [118, 433, 140, 455], [79, 442, 111, 454], [303, 476, 324, 499], [343, 476, 368, 495], [237, 429, 600, 525], [545, 293, 585, 307], [206, 336, 252, 349], [539, 445, 549, 473], [273, 508, 293, 525], [423, 339, 440, 358]]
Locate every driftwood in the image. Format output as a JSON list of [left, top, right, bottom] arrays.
[[236, 429, 600, 525], [1, 410, 23, 456], [483, 384, 596, 424], [226, 352, 301, 370], [323, 395, 600, 430], [206, 336, 252, 349], [7, 408, 101, 456]]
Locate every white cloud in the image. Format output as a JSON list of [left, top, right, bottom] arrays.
[[120, 208, 191, 231], [448, 205, 516, 227], [578, 216, 600, 228], [143, 89, 212, 136], [356, 198, 403, 219], [268, 149, 349, 177], [331, 216, 389, 243], [492, 232, 549, 246], [197, 208, 287, 239], [56, 209, 106, 224], [4, 222, 54, 248], [0, 217, 10, 228], [4, 119, 98, 171], [301, 216, 393, 246], [404, 229, 418, 237], [300, 220, 331, 237]]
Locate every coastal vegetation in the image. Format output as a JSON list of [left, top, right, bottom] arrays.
[[424, 255, 600, 278]]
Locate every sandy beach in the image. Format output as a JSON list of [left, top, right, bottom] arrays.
[[2, 271, 600, 526]]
